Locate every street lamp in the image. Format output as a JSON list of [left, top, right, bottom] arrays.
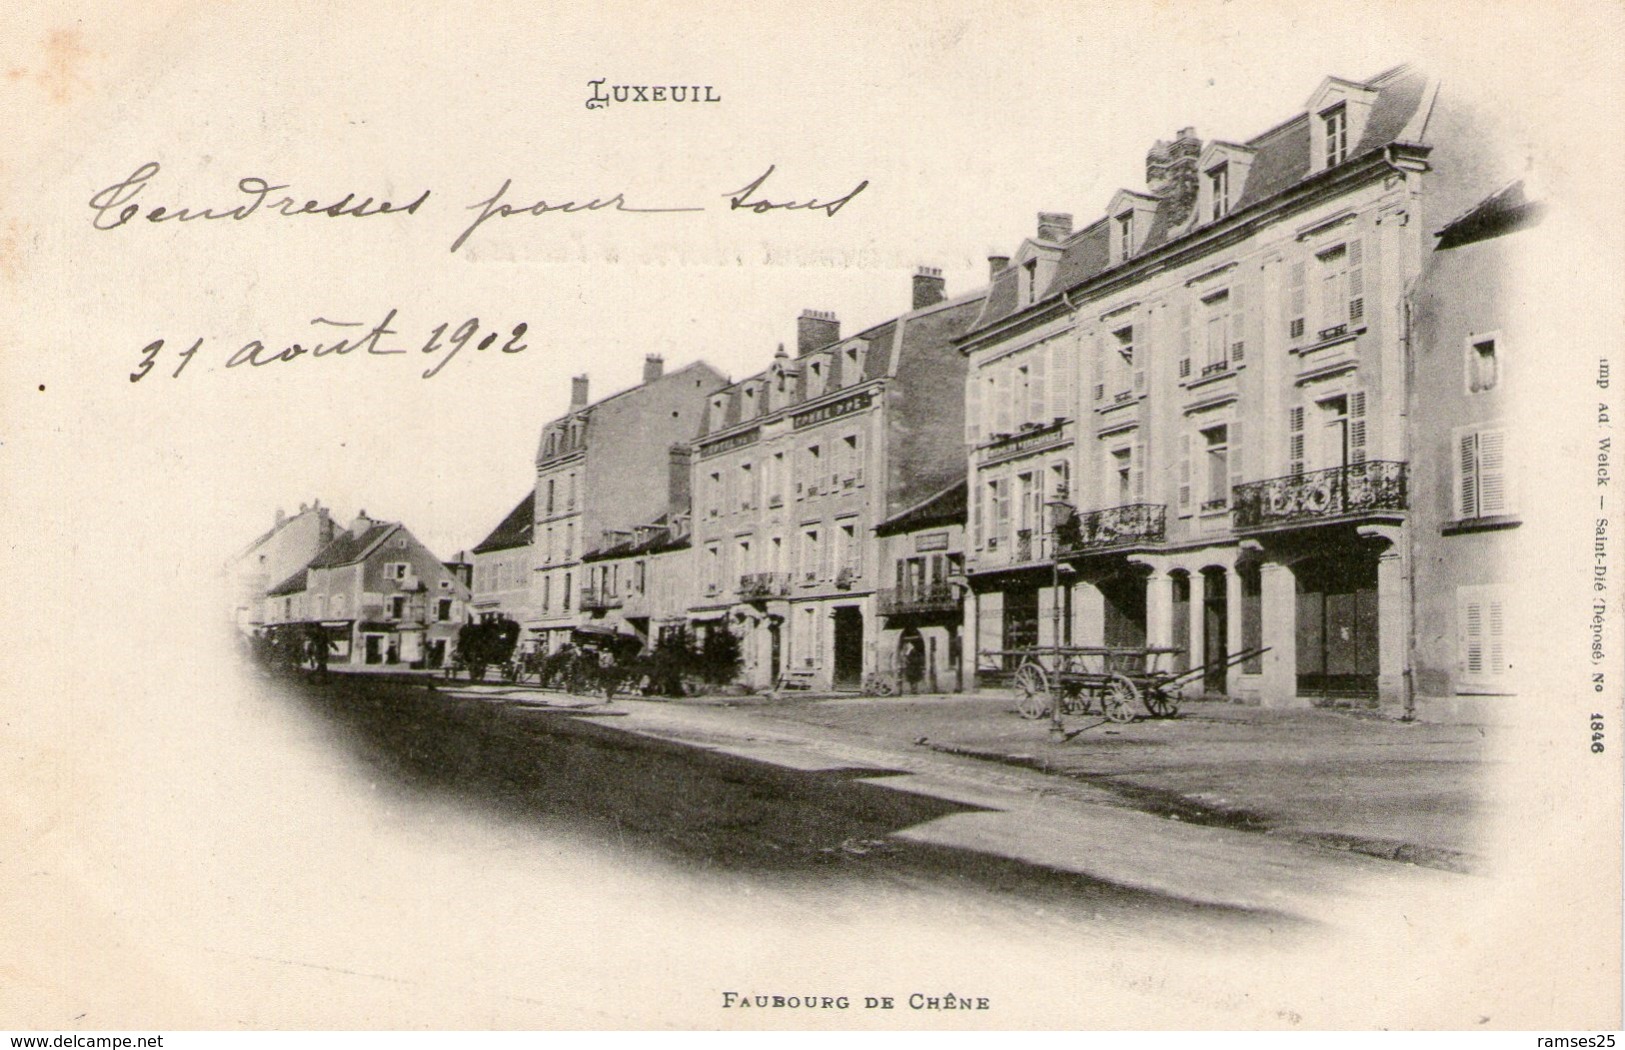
[[1045, 485, 1077, 738]]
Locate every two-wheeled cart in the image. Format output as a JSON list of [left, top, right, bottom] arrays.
[[982, 644, 1269, 722]]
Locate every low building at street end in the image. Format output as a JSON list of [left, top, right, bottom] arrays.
[[530, 355, 728, 653], [874, 479, 968, 693], [227, 500, 336, 634], [262, 511, 472, 670], [1406, 179, 1542, 721], [687, 269, 986, 692], [470, 490, 535, 626]]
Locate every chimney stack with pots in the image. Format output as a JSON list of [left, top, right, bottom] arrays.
[[1146, 126, 1203, 226], [643, 354, 664, 384], [570, 374, 590, 408], [1037, 212, 1073, 242], [988, 254, 1010, 281], [912, 266, 946, 310], [350, 510, 373, 538], [797, 310, 840, 356]]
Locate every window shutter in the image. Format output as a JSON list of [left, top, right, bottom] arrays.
[[1461, 593, 1484, 676], [1133, 440, 1146, 501], [1488, 595, 1506, 676], [852, 431, 864, 484], [1050, 340, 1075, 421], [1288, 406, 1305, 476], [1229, 419, 1244, 497], [1178, 301, 1192, 379], [1478, 428, 1508, 514], [1288, 260, 1307, 341], [1177, 433, 1192, 513], [1347, 237, 1365, 324], [1229, 279, 1246, 364], [965, 364, 983, 446], [1029, 349, 1048, 425], [1132, 312, 1148, 393], [1458, 433, 1479, 518], [1349, 390, 1368, 465], [994, 366, 1013, 436]]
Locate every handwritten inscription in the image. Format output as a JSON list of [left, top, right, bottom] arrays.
[[89, 162, 870, 255], [129, 310, 528, 383]]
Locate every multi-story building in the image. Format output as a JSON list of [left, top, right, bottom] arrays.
[[1406, 179, 1541, 720], [470, 491, 535, 626], [874, 479, 967, 692], [227, 500, 337, 634], [530, 355, 728, 652], [263, 511, 471, 669], [688, 269, 986, 691], [578, 514, 695, 651], [962, 66, 1496, 712]]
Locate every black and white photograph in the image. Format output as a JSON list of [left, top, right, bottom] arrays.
[[3, 0, 1621, 1034]]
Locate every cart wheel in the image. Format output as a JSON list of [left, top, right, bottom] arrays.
[[1103, 674, 1140, 723], [1143, 686, 1181, 718], [1014, 664, 1051, 719]]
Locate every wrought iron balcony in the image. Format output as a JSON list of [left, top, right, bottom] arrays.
[[878, 583, 959, 616], [1056, 502, 1166, 553], [1232, 460, 1408, 531], [1015, 529, 1035, 562], [738, 572, 791, 600], [579, 585, 622, 611]]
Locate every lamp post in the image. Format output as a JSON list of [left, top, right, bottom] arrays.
[[1045, 485, 1077, 738]]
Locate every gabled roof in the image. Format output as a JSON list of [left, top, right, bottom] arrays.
[[308, 523, 397, 569], [875, 479, 967, 537], [266, 567, 308, 598], [1434, 179, 1543, 251], [472, 491, 535, 554], [967, 65, 1430, 336]]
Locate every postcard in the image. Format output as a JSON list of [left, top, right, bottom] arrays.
[[2, 0, 1620, 1033]]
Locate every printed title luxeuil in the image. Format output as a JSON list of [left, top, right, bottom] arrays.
[[586, 79, 720, 110]]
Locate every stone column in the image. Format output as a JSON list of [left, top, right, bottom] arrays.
[[1187, 568, 1206, 698], [1073, 579, 1104, 647], [1259, 560, 1300, 707], [1362, 525, 1409, 714], [1225, 564, 1245, 697], [963, 588, 980, 693], [1140, 561, 1174, 649]]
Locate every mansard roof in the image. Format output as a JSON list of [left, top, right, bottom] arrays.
[[967, 65, 1431, 337]]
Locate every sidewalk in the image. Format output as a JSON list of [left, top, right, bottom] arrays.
[[734, 691, 1495, 872]]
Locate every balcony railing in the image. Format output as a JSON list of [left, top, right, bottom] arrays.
[[579, 586, 622, 611], [1232, 460, 1408, 530], [738, 572, 791, 600], [1015, 529, 1034, 562], [878, 583, 959, 616], [1056, 503, 1166, 554]]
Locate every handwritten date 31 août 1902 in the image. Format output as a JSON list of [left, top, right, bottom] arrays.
[[129, 309, 528, 383]]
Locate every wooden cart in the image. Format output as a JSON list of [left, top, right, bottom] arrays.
[[982, 645, 1268, 722]]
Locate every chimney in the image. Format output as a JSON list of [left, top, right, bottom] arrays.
[[988, 254, 1010, 280], [642, 354, 664, 384], [275, 507, 287, 527], [667, 443, 693, 513], [350, 510, 373, 538], [1037, 212, 1073, 242], [912, 266, 946, 310], [797, 310, 840, 356], [1146, 126, 1203, 226], [570, 374, 589, 408]]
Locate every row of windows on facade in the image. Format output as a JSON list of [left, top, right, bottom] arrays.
[[976, 237, 1375, 443], [284, 592, 457, 622], [539, 471, 579, 518], [701, 520, 866, 594], [971, 412, 1509, 553], [702, 433, 866, 517], [709, 344, 869, 430], [1106, 103, 1354, 271]]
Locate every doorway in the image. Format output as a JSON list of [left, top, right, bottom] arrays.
[[833, 607, 864, 689], [1100, 574, 1148, 673], [1295, 553, 1379, 701]]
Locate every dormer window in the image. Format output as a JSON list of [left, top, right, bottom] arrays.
[[743, 385, 757, 417], [1322, 103, 1349, 167], [1115, 212, 1135, 264], [1207, 164, 1230, 221], [1023, 259, 1039, 304]]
